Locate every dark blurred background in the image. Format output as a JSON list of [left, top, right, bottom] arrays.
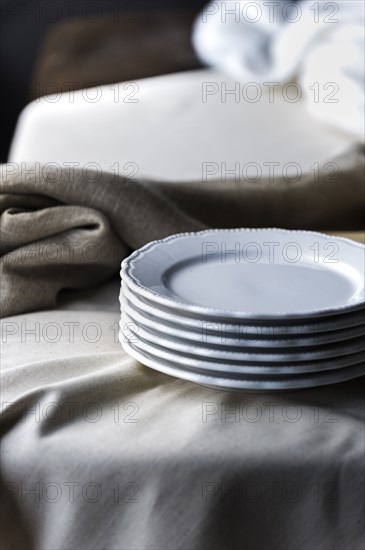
[[0, 0, 207, 162]]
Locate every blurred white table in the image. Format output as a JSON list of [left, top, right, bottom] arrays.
[[9, 69, 355, 181]]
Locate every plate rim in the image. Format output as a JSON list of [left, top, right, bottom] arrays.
[[121, 281, 365, 333], [120, 293, 365, 349], [122, 228, 365, 320], [120, 310, 365, 362], [121, 334, 365, 391], [119, 319, 365, 374]]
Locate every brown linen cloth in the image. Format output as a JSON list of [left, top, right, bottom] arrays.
[[1, 144, 364, 318]]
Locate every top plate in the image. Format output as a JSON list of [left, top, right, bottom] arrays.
[[121, 229, 365, 320]]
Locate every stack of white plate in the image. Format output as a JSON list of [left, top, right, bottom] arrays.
[[119, 229, 365, 391]]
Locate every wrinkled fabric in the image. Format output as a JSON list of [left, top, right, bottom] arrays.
[[193, 0, 365, 140], [1, 146, 364, 318], [1, 281, 364, 550]]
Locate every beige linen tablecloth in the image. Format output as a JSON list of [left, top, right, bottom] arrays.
[[1, 235, 364, 550]]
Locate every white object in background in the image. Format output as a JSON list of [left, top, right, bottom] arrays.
[[193, 1, 365, 141], [9, 69, 355, 181]]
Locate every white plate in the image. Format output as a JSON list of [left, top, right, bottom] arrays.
[[120, 333, 365, 392], [120, 293, 365, 349], [119, 322, 365, 375], [121, 281, 365, 335], [120, 311, 365, 362], [122, 229, 365, 320]]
